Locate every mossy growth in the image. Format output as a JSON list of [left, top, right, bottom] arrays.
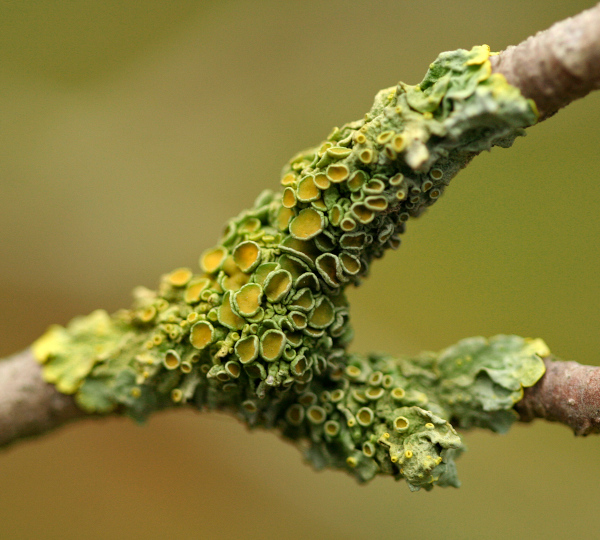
[[32, 46, 544, 490]]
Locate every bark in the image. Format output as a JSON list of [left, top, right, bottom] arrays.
[[516, 357, 600, 436], [487, 5, 600, 432], [0, 349, 85, 449], [490, 2, 600, 121]]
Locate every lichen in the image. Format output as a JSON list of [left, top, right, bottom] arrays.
[[32, 46, 543, 490]]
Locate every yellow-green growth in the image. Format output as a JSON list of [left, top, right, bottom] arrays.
[[32, 46, 542, 490]]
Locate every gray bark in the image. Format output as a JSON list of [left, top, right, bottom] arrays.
[[0, 349, 84, 449], [491, 2, 600, 121]]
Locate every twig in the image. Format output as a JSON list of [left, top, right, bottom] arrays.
[[0, 349, 84, 449], [516, 357, 600, 435], [2, 5, 600, 454], [490, 2, 600, 121]]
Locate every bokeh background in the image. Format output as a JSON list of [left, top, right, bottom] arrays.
[[1, 1, 599, 538]]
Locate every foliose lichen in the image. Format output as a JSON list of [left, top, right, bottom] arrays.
[[33, 46, 544, 490]]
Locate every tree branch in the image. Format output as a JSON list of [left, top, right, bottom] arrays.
[[2, 5, 600, 489], [0, 349, 85, 448], [516, 357, 600, 435], [490, 2, 600, 121]]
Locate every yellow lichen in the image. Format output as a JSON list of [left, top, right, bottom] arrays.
[[326, 163, 350, 182], [260, 330, 286, 361], [234, 283, 262, 317], [289, 208, 324, 240], [234, 335, 259, 364], [189, 321, 214, 349], [167, 268, 193, 287], [233, 241, 261, 273], [297, 175, 320, 202]]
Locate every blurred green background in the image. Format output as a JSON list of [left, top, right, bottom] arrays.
[[1, 1, 599, 538]]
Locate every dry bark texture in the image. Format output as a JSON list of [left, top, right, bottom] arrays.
[[491, 2, 600, 121], [517, 357, 600, 435], [0, 349, 84, 448]]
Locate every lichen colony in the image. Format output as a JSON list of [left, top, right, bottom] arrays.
[[33, 46, 545, 490]]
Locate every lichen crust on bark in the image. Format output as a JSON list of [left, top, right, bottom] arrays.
[[32, 46, 542, 490]]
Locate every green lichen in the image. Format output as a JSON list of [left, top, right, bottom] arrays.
[[32, 46, 544, 490]]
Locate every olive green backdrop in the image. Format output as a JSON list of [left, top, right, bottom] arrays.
[[1, 1, 599, 539]]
